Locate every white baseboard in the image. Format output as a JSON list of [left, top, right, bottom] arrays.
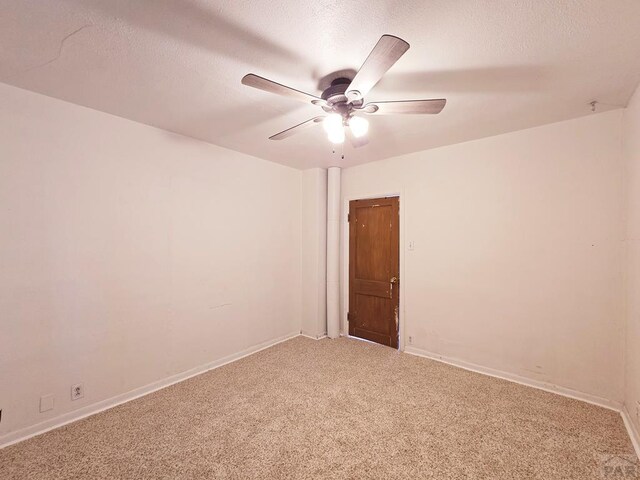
[[299, 332, 327, 340], [404, 346, 622, 411], [622, 406, 640, 459], [4, 335, 637, 458], [0, 332, 300, 449], [408, 344, 640, 457]]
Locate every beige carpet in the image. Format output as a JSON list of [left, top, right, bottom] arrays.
[[0, 337, 636, 479]]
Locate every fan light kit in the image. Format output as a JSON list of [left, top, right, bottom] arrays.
[[241, 35, 446, 149], [322, 113, 365, 144]]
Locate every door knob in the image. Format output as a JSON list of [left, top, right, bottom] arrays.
[[390, 276, 398, 284]]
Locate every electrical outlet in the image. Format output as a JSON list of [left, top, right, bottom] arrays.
[[40, 394, 54, 412], [408, 241, 415, 251], [71, 383, 84, 401], [408, 335, 413, 344]]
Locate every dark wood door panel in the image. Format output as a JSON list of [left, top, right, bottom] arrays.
[[348, 197, 399, 349], [352, 327, 392, 347], [355, 204, 393, 282], [355, 294, 392, 336], [352, 279, 391, 298]]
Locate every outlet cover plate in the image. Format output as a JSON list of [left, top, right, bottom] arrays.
[[71, 383, 84, 401]]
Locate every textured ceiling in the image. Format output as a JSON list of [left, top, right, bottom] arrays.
[[1, 0, 640, 169]]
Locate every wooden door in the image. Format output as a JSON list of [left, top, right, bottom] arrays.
[[348, 197, 400, 348]]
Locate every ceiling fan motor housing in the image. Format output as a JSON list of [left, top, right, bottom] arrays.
[[321, 77, 362, 115]]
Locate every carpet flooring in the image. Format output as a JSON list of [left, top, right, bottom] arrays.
[[0, 336, 636, 479]]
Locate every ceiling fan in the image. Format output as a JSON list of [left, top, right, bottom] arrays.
[[241, 34, 446, 148]]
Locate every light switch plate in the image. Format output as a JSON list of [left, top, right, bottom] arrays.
[[40, 394, 54, 413]]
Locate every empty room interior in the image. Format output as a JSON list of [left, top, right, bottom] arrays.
[[2, 1, 640, 478]]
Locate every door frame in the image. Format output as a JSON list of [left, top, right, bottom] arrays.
[[341, 190, 406, 351]]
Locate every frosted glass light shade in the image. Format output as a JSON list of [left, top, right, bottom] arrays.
[[323, 114, 343, 134], [349, 116, 369, 138], [328, 128, 345, 144]]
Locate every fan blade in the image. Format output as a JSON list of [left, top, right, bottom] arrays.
[[242, 74, 326, 106], [269, 116, 324, 140], [346, 128, 369, 148], [361, 99, 446, 115], [346, 35, 410, 102]]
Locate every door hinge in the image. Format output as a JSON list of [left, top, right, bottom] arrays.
[[347, 312, 354, 321], [348, 213, 351, 222]]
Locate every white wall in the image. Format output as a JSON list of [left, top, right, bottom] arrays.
[[301, 168, 327, 338], [341, 110, 626, 405], [0, 83, 302, 440], [624, 84, 640, 437], [0, 76, 633, 444]]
